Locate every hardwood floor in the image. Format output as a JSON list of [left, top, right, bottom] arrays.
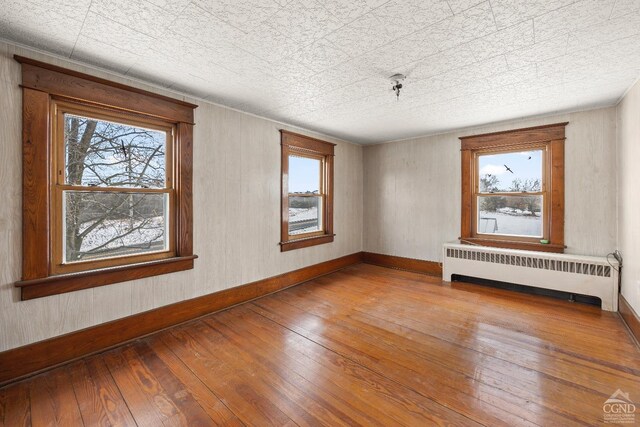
[[1, 263, 639, 426]]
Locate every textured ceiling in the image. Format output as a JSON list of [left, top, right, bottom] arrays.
[[1, 0, 639, 143]]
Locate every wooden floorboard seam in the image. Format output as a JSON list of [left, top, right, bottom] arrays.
[[2, 264, 639, 426], [249, 296, 593, 427], [244, 302, 487, 427], [297, 274, 640, 381], [155, 332, 248, 426]]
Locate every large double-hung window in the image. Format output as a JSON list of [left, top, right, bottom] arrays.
[[53, 102, 175, 273], [475, 147, 545, 239], [460, 123, 567, 253], [16, 56, 197, 300]]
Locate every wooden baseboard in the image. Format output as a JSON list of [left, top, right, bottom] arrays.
[[362, 252, 442, 277], [619, 294, 640, 346], [0, 252, 363, 386]]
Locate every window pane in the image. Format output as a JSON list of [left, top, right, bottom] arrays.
[[289, 196, 322, 235], [63, 191, 168, 263], [478, 195, 543, 238], [64, 113, 167, 189], [288, 155, 320, 194], [478, 150, 542, 193]]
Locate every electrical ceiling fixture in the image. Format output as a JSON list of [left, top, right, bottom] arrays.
[[389, 73, 406, 100]]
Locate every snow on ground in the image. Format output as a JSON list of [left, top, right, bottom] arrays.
[[478, 211, 542, 237], [289, 207, 320, 235], [73, 216, 165, 260], [289, 207, 318, 221]]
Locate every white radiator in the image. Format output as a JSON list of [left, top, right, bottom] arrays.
[[442, 242, 619, 311]]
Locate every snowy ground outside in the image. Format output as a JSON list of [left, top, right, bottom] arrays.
[[289, 207, 320, 235], [478, 210, 542, 237], [68, 216, 166, 261]]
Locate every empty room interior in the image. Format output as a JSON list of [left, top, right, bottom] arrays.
[[1, 0, 640, 425]]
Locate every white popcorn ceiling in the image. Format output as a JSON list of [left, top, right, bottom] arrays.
[[1, 0, 639, 143]]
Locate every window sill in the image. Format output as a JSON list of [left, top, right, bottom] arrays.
[[15, 255, 198, 300], [460, 237, 565, 253], [280, 234, 335, 252]]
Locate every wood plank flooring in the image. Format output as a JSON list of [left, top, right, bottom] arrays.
[[1, 263, 639, 426]]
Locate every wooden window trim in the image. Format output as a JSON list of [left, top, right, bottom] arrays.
[[459, 122, 567, 254], [280, 130, 335, 252], [50, 100, 177, 274], [14, 56, 198, 300]]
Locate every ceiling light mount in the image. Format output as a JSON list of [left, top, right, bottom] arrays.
[[389, 73, 406, 100]]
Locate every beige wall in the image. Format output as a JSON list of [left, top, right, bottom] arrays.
[[364, 107, 618, 262], [0, 41, 364, 352], [617, 79, 640, 315], [0, 36, 635, 352]]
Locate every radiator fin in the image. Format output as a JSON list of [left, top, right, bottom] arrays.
[[445, 248, 611, 278]]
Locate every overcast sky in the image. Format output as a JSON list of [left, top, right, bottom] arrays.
[[289, 155, 320, 193], [479, 149, 542, 190]]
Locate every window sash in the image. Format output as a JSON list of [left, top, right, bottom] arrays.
[[474, 145, 547, 195], [60, 190, 172, 264], [51, 101, 177, 274], [56, 184, 169, 193], [476, 191, 545, 197], [286, 150, 327, 239], [288, 152, 326, 189], [469, 144, 550, 243], [469, 145, 551, 243], [288, 195, 324, 236], [475, 194, 545, 239], [54, 102, 174, 189], [471, 194, 549, 242]]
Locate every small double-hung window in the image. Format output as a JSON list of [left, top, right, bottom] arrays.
[[280, 130, 335, 251]]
